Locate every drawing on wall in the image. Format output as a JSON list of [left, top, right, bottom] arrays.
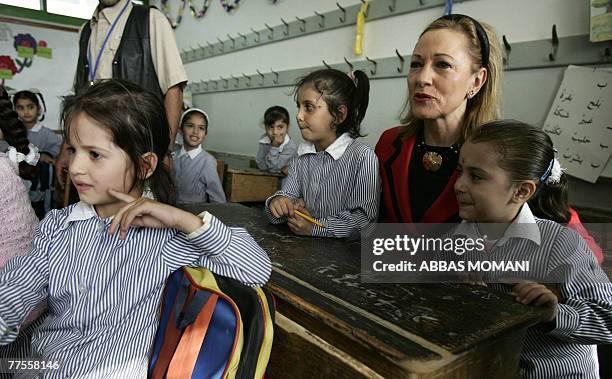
[[543, 65, 612, 183], [590, 0, 612, 42], [0, 27, 53, 87], [0, 21, 78, 130]]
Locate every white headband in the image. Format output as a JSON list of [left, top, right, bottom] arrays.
[[179, 107, 210, 128]]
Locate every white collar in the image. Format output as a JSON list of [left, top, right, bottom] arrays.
[[61, 201, 99, 230], [297, 133, 354, 160], [30, 122, 42, 132], [259, 134, 291, 152], [453, 203, 541, 246], [176, 146, 203, 159]]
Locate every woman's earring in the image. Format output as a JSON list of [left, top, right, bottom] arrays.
[[468, 90, 475, 98]]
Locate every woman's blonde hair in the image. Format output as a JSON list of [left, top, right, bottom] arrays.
[[399, 16, 503, 142]]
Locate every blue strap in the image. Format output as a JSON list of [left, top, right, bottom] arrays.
[[443, 0, 453, 15], [87, 0, 131, 82]]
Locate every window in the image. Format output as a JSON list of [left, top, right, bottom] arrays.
[[46, 0, 99, 19], [0, 0, 40, 10]]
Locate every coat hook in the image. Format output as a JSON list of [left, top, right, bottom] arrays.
[[344, 57, 354, 71], [322, 60, 332, 69], [365, 56, 377, 75], [227, 34, 235, 49], [605, 47, 611, 59], [389, 0, 397, 12], [360, 0, 369, 17], [264, 23, 274, 40], [206, 41, 214, 54], [502, 35, 511, 64], [270, 68, 279, 84], [418, 0, 425, 5], [203, 81, 209, 90], [256, 69, 265, 85], [243, 73, 252, 87], [212, 80, 218, 90], [280, 18, 289, 36], [251, 28, 261, 43], [549, 24, 558, 61], [220, 76, 228, 89], [336, 2, 346, 23], [314, 11, 325, 28], [216, 37, 225, 52], [238, 32, 247, 47], [296, 16, 306, 32], [395, 49, 405, 73], [231, 74, 239, 88]]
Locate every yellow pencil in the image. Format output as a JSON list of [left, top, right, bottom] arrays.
[[294, 209, 325, 228]]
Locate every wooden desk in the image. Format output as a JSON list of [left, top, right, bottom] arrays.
[[182, 203, 547, 378], [223, 167, 283, 203]]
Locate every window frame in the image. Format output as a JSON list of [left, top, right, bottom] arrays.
[[0, 0, 149, 27]]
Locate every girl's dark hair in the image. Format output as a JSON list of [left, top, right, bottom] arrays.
[[294, 69, 370, 138], [0, 86, 36, 180], [264, 105, 290, 127], [62, 79, 175, 204], [467, 119, 570, 222], [13, 90, 45, 122]]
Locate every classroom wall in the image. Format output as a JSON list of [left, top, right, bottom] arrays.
[[148, 0, 612, 212]]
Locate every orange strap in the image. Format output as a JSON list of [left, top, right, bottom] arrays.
[[152, 287, 196, 379], [167, 294, 219, 379]]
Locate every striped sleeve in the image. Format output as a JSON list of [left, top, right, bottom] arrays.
[[547, 227, 612, 344], [162, 212, 271, 287], [313, 148, 380, 238], [264, 155, 302, 224], [0, 211, 54, 344]]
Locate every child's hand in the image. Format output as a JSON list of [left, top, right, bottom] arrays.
[[108, 189, 203, 240], [287, 212, 313, 236], [269, 196, 296, 218], [508, 280, 559, 322], [272, 134, 284, 147], [281, 165, 289, 176]]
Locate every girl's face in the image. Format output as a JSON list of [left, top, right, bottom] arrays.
[[15, 98, 39, 127], [265, 120, 289, 146], [68, 112, 140, 219], [296, 85, 338, 151], [454, 141, 523, 223], [181, 113, 207, 150], [408, 28, 485, 124]]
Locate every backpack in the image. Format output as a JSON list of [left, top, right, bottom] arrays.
[[149, 267, 275, 379]]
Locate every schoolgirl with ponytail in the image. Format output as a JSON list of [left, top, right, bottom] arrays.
[[265, 68, 380, 238], [454, 119, 611, 378]]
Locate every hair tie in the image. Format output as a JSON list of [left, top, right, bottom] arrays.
[[7, 144, 40, 166], [347, 71, 358, 87], [540, 158, 564, 185]]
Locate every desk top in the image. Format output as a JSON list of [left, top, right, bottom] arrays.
[[182, 203, 546, 369]]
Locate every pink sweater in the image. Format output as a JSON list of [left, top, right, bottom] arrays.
[[0, 153, 43, 324], [0, 152, 39, 265]]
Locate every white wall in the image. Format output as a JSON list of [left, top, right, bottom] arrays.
[[153, 0, 612, 211], [152, 0, 590, 152]]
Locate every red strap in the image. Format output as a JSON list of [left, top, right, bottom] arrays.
[[167, 294, 219, 379]]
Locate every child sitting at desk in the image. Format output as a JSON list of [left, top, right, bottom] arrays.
[[265, 69, 380, 239], [256, 105, 298, 176], [453, 120, 611, 378], [173, 108, 226, 204]]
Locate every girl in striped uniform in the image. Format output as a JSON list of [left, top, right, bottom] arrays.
[[454, 119, 611, 378], [0, 80, 271, 378], [265, 69, 380, 239]]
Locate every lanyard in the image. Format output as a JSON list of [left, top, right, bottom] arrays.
[[87, 0, 131, 83]]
